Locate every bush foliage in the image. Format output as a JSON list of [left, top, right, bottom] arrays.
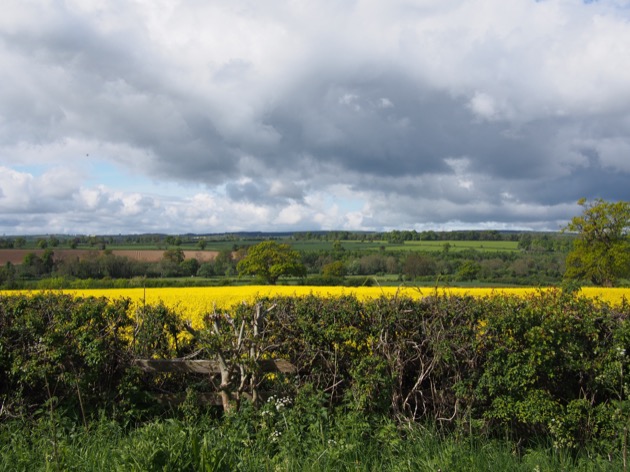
[[1, 290, 629, 456]]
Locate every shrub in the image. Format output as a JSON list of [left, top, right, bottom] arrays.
[[2, 289, 630, 456], [0, 293, 134, 420]]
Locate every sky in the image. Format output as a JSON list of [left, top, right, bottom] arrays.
[[1, 0, 630, 235]]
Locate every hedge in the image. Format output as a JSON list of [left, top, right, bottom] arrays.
[[1, 290, 629, 453]]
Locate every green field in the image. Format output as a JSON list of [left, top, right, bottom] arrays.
[[397, 239, 519, 252], [291, 239, 520, 253], [2, 235, 522, 254], [99, 239, 520, 253], [287, 239, 519, 253]]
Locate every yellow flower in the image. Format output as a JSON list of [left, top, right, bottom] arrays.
[[2, 286, 629, 324]]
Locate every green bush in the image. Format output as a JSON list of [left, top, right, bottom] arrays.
[[0, 293, 135, 420], [2, 289, 630, 457]]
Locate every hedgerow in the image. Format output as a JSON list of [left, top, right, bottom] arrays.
[[1, 289, 629, 456], [0, 293, 135, 421]]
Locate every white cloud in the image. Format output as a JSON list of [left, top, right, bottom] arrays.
[[0, 166, 82, 212], [275, 204, 304, 225], [377, 98, 394, 109], [0, 167, 34, 211], [468, 92, 500, 121]]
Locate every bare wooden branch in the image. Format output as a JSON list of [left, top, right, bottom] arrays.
[[236, 318, 246, 351], [138, 302, 288, 413], [133, 358, 296, 374], [133, 359, 221, 374]]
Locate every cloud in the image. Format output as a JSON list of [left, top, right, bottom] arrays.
[[0, 166, 81, 213], [1, 0, 629, 234]]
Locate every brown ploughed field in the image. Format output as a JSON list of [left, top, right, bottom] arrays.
[[0, 249, 219, 265]]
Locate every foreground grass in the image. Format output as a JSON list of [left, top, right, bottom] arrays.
[[0, 408, 621, 472]]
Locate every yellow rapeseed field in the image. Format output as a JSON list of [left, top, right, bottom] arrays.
[[2, 285, 628, 329]]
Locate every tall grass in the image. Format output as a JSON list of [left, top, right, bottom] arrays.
[[0, 406, 621, 471]]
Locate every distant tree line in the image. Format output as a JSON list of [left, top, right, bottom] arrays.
[[0, 235, 570, 288], [0, 229, 541, 251], [1, 198, 628, 289]]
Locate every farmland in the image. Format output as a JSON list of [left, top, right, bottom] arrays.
[[282, 239, 520, 252], [0, 240, 519, 265], [3, 285, 628, 329], [0, 230, 576, 289], [2, 228, 629, 469], [0, 248, 219, 265], [396, 239, 519, 251]]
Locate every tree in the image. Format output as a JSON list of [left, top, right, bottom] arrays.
[[41, 249, 55, 274], [236, 241, 306, 285], [180, 258, 200, 277], [160, 249, 185, 277], [403, 253, 436, 279], [457, 260, 480, 282], [213, 249, 235, 276], [322, 260, 346, 279], [163, 248, 185, 265], [564, 198, 630, 286], [518, 233, 532, 251], [197, 262, 215, 277]]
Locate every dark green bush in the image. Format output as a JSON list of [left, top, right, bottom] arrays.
[[2, 289, 630, 456], [0, 293, 134, 420]]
